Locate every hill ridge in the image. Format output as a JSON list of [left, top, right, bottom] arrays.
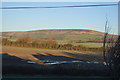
[[2, 29, 117, 43]]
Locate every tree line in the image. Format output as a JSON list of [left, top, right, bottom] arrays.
[[2, 38, 103, 52]]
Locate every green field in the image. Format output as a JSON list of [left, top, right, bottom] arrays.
[[33, 34, 103, 42], [58, 41, 103, 48], [72, 43, 103, 48]]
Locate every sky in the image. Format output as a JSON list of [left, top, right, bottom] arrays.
[[1, 2, 118, 34], [1, 0, 119, 2]]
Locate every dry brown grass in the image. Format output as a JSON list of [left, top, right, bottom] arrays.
[[1, 46, 104, 64], [2, 46, 76, 64]]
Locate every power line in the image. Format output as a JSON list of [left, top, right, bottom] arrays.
[[1, 4, 118, 9]]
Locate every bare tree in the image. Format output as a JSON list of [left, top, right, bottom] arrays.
[[103, 20, 120, 80]]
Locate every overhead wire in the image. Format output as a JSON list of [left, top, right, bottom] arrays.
[[1, 3, 118, 9]]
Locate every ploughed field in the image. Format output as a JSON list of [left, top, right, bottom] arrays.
[[1, 46, 111, 77]]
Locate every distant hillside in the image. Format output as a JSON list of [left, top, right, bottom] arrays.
[[2, 29, 116, 43]]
